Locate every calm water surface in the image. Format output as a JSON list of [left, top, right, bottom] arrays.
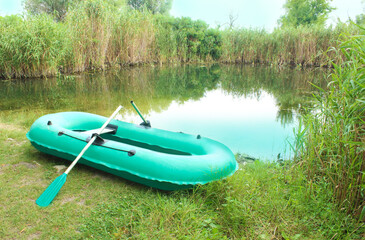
[[0, 65, 327, 160]]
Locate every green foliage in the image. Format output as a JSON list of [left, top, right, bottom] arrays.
[[201, 29, 223, 60], [153, 15, 178, 62], [279, 0, 335, 28], [169, 17, 222, 61], [0, 14, 66, 78], [356, 13, 365, 25], [109, 9, 156, 64], [220, 24, 351, 67], [64, 0, 114, 71], [23, 0, 74, 21], [298, 24, 365, 218], [23, 0, 126, 21], [127, 0, 172, 14]]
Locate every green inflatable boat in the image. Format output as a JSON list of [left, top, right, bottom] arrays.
[[27, 111, 238, 190]]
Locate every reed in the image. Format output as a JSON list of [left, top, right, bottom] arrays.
[[0, 14, 65, 78], [110, 10, 156, 65], [297, 24, 365, 218], [220, 24, 355, 67], [0, 1, 359, 79], [64, 0, 113, 72], [154, 15, 178, 63]]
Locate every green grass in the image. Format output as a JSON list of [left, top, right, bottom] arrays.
[[0, 115, 363, 239]]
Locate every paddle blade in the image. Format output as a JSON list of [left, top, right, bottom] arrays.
[[36, 173, 67, 207]]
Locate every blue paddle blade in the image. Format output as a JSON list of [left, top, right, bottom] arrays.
[[36, 173, 67, 207]]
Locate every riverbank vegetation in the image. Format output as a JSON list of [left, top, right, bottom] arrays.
[[0, 0, 358, 79], [296, 26, 365, 220]]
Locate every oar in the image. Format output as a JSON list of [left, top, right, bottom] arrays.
[[36, 106, 123, 207], [130, 101, 151, 127]]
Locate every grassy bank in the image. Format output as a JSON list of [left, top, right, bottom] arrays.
[[0, 0, 356, 79], [0, 115, 363, 239]]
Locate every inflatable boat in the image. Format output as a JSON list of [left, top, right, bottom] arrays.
[[27, 111, 238, 191]]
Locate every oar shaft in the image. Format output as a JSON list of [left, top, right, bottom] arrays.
[[64, 135, 97, 174], [64, 105, 122, 174], [36, 105, 123, 207], [130, 101, 147, 124]]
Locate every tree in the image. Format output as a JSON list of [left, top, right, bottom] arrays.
[[278, 0, 335, 28], [355, 1, 365, 25], [23, 0, 125, 21], [23, 0, 73, 21], [169, 17, 222, 60], [356, 14, 365, 25], [228, 12, 238, 29], [127, 0, 172, 14]]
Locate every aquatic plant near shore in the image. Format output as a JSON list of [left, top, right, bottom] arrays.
[[297, 24, 365, 218]]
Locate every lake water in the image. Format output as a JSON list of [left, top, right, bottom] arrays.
[[0, 64, 327, 160]]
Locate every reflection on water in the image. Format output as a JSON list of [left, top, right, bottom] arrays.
[[0, 64, 328, 160]]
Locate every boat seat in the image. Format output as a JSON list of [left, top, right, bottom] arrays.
[[83, 128, 115, 135]]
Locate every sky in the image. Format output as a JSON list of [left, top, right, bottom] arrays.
[[0, 0, 23, 16], [171, 0, 364, 31], [0, 0, 363, 31]]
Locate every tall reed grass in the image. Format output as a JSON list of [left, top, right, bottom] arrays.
[[0, 0, 358, 79], [220, 24, 354, 67], [111, 10, 156, 65], [0, 14, 65, 78], [64, 0, 113, 72], [297, 25, 365, 218]]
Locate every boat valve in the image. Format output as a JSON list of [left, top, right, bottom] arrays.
[[128, 150, 136, 156]]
